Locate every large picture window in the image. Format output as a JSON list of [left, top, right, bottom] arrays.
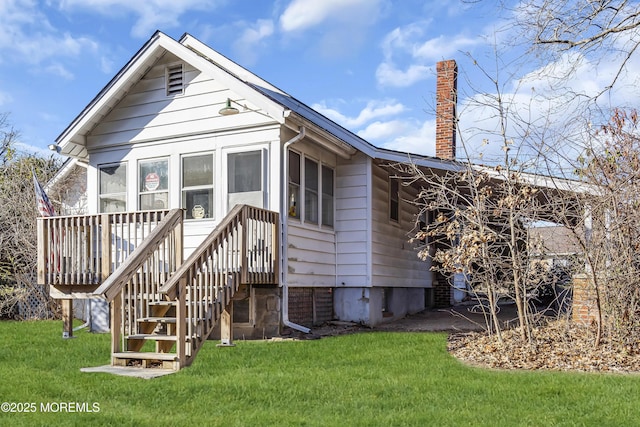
[[139, 158, 169, 210], [182, 154, 213, 219], [99, 163, 127, 213]]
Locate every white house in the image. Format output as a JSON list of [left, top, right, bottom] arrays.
[[38, 31, 461, 369]]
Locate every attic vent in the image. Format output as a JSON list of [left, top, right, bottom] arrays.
[[166, 64, 184, 96]]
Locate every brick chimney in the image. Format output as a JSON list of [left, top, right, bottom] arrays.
[[435, 59, 457, 160]]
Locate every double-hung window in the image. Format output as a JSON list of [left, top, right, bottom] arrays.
[[182, 154, 214, 219], [288, 150, 334, 227], [139, 158, 169, 210], [99, 163, 127, 213], [288, 151, 300, 218], [305, 158, 319, 224], [321, 165, 334, 226]]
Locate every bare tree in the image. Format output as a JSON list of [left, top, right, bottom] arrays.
[[565, 108, 640, 349], [0, 115, 61, 319]]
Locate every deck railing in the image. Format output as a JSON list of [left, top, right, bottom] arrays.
[[37, 210, 177, 289], [159, 204, 279, 365]]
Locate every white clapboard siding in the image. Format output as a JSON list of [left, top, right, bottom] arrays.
[[287, 224, 336, 286], [87, 53, 274, 149], [370, 163, 431, 288], [335, 153, 370, 286]]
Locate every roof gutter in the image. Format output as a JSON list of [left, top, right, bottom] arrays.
[[281, 126, 310, 334]]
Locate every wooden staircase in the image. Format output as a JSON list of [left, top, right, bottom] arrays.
[[90, 204, 279, 371]]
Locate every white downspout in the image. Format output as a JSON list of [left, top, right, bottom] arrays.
[[282, 126, 311, 334]]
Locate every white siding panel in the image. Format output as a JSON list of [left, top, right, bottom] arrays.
[[286, 223, 336, 287], [87, 54, 276, 150], [335, 153, 370, 287], [370, 162, 432, 288]]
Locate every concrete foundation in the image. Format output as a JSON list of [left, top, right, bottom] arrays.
[[74, 298, 110, 333], [334, 287, 427, 327]]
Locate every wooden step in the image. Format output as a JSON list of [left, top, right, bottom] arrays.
[[148, 300, 176, 306], [137, 317, 176, 324], [127, 334, 178, 341], [112, 351, 178, 361], [112, 351, 180, 369]]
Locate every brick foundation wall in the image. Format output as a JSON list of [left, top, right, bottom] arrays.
[[433, 277, 451, 308], [288, 287, 334, 327], [572, 274, 597, 325]]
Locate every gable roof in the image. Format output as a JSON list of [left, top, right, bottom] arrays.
[[56, 31, 287, 161], [54, 31, 456, 171]]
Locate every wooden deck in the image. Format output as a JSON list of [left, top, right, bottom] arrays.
[[37, 205, 280, 370]]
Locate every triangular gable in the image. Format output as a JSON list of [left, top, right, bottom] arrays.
[[56, 31, 287, 161], [54, 31, 458, 172]]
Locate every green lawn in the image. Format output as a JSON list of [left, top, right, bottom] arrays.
[[0, 321, 638, 426]]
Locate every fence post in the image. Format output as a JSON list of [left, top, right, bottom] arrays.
[[61, 299, 73, 339], [110, 294, 122, 364], [218, 299, 235, 347]]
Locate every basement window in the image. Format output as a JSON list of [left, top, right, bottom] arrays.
[[166, 64, 184, 96]]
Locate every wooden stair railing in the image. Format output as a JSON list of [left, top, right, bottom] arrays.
[[91, 208, 184, 369], [98, 204, 279, 371]]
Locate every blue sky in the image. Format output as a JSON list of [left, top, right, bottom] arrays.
[[1, 0, 638, 163]]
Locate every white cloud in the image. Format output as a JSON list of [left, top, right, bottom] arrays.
[[43, 63, 75, 80], [360, 118, 435, 156], [375, 62, 431, 88], [279, 0, 383, 32], [312, 97, 435, 156], [312, 99, 406, 128], [414, 34, 480, 62], [0, 91, 12, 106], [232, 19, 274, 65], [278, 0, 386, 58], [376, 21, 480, 88], [58, 0, 222, 38], [0, 2, 98, 66]]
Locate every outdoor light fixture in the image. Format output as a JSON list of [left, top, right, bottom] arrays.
[[218, 98, 240, 116], [48, 144, 61, 153]]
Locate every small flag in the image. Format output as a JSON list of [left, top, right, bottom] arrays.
[[33, 170, 55, 217]]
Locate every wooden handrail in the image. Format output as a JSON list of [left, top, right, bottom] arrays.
[[94, 209, 184, 302], [159, 204, 245, 295]]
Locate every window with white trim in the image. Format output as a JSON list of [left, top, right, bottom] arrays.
[[139, 158, 169, 210], [288, 150, 334, 227], [321, 165, 334, 226], [288, 151, 300, 218], [99, 162, 127, 213], [305, 157, 319, 224], [182, 153, 214, 219]]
